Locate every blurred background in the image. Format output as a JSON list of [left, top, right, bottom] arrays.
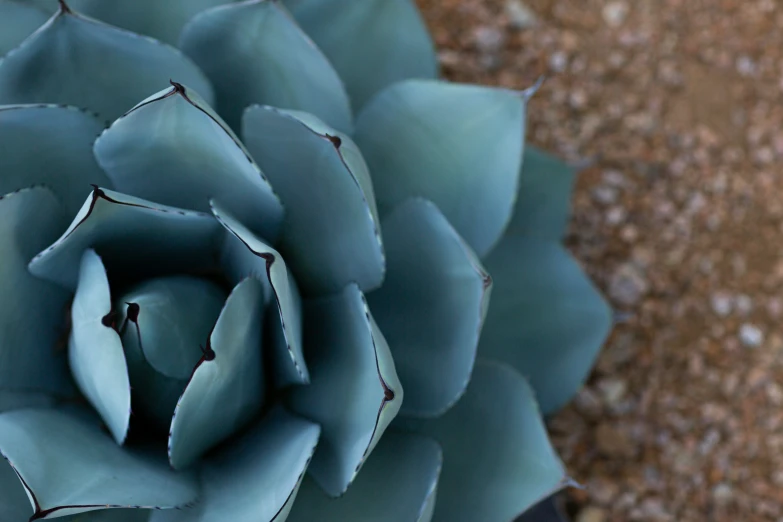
[[414, 0, 783, 521]]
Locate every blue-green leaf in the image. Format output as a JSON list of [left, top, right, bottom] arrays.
[[69, 249, 131, 445], [501, 146, 576, 243], [478, 238, 612, 414], [94, 83, 283, 243], [179, 0, 352, 133], [287, 432, 441, 522], [242, 106, 383, 295], [151, 407, 320, 522], [0, 390, 59, 413], [0, 105, 110, 216], [283, 0, 437, 111], [0, 455, 31, 521], [168, 277, 265, 469], [67, 0, 233, 45], [116, 276, 227, 431], [0, 4, 213, 122], [396, 360, 569, 522], [0, 408, 198, 519], [0, 0, 48, 56], [368, 199, 490, 417], [65, 510, 151, 521], [212, 201, 309, 387], [0, 187, 73, 398], [354, 80, 528, 257], [289, 283, 402, 496], [29, 187, 222, 291]]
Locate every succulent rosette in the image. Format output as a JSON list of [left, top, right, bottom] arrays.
[[0, 1, 612, 521]]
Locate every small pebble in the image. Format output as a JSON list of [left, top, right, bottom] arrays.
[[739, 323, 764, 348], [505, 0, 537, 29], [549, 51, 568, 73], [597, 378, 627, 407], [473, 26, 504, 53], [609, 263, 649, 306], [602, 1, 629, 27], [576, 506, 607, 522], [710, 292, 732, 317], [592, 186, 619, 205], [712, 483, 733, 504]]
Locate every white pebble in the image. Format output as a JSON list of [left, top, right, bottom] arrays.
[[739, 323, 764, 348]]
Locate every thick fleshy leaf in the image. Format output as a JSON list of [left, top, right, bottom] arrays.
[[501, 146, 577, 243], [289, 283, 402, 496], [67, 0, 233, 45], [287, 432, 441, 522], [152, 407, 320, 522], [0, 390, 59, 413], [242, 106, 383, 294], [354, 80, 528, 257], [179, 0, 352, 133], [29, 187, 222, 291], [168, 277, 265, 469], [212, 201, 308, 387], [0, 456, 31, 521], [61, 508, 151, 522], [0, 105, 111, 216], [395, 360, 569, 522], [116, 276, 227, 430], [0, 187, 73, 397], [0, 4, 214, 122], [368, 199, 490, 417], [0, 0, 49, 56], [69, 249, 131, 445], [95, 83, 283, 243], [478, 238, 612, 414], [0, 408, 198, 519], [283, 0, 437, 111]]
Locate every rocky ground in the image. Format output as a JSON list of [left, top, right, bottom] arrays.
[[416, 0, 783, 520]]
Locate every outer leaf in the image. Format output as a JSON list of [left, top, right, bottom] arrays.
[[212, 201, 309, 387], [368, 199, 490, 417], [0, 187, 73, 398], [69, 249, 131, 445], [288, 283, 403, 497], [287, 432, 441, 522], [242, 106, 384, 295], [354, 80, 527, 257], [501, 146, 576, 243], [151, 407, 320, 522], [0, 5, 214, 122], [395, 360, 570, 522], [478, 238, 612, 414], [168, 277, 265, 469], [0, 408, 198, 519], [95, 82, 283, 243], [0, 105, 110, 216], [283, 0, 437, 110], [29, 187, 222, 291], [67, 0, 233, 45], [179, 0, 352, 133], [0, 0, 48, 56], [116, 276, 227, 431]]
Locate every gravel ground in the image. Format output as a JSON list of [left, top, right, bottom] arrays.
[[416, 0, 783, 520]]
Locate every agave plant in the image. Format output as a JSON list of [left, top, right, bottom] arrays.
[[0, 1, 612, 521]]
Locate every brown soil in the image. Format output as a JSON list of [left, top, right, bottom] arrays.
[[416, 0, 783, 520]]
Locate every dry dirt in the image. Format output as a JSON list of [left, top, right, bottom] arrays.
[[416, 0, 783, 520]]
